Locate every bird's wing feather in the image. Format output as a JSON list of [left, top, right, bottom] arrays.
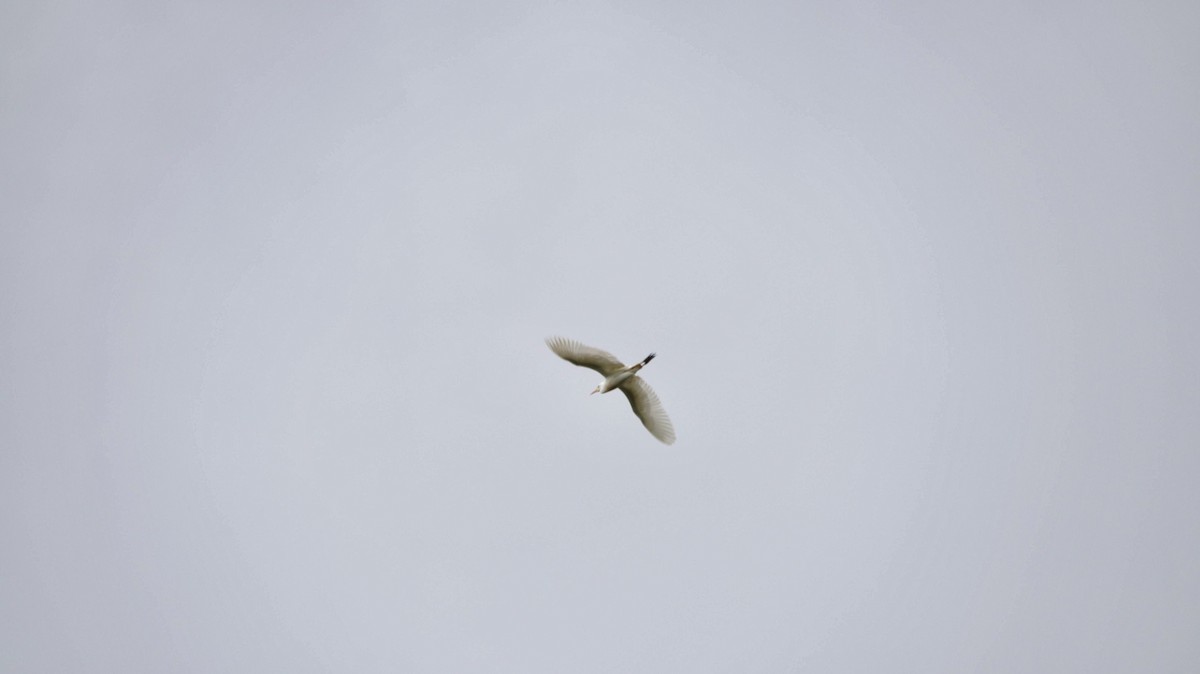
[[545, 336, 625, 376], [619, 376, 676, 445]]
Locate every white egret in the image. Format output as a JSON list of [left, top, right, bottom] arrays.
[[545, 336, 676, 445]]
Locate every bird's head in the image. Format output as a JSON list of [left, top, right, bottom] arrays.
[[590, 385, 601, 395]]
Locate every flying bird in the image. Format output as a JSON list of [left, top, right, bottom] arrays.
[[545, 336, 676, 445]]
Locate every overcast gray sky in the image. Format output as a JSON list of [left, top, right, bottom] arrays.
[[3, 1, 1198, 672]]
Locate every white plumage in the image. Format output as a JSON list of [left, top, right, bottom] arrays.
[[545, 336, 676, 445]]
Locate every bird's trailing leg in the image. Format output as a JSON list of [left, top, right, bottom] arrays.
[[630, 352, 655, 373]]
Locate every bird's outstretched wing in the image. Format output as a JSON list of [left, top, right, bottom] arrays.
[[545, 336, 625, 376], [619, 376, 676, 445]]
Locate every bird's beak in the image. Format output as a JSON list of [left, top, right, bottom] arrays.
[[590, 388, 598, 395]]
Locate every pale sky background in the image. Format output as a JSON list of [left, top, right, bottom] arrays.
[[3, 1, 1198, 672]]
